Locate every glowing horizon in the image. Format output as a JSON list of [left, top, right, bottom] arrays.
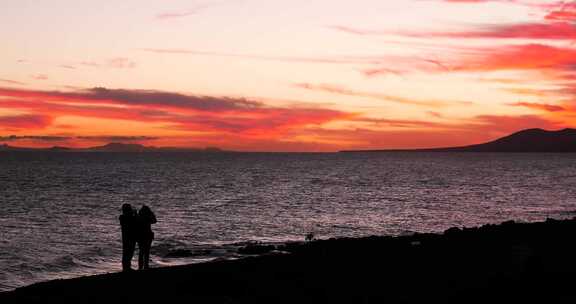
[[2, 0, 575, 151]]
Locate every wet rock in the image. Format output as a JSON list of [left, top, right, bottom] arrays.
[[164, 249, 195, 258], [164, 249, 213, 258]]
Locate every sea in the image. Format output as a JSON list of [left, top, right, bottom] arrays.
[[1, 152, 576, 292]]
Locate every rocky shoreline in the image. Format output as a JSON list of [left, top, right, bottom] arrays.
[[3, 218, 576, 302]]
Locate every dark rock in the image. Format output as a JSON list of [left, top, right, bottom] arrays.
[[444, 227, 461, 235], [5, 218, 576, 302], [238, 244, 276, 255]]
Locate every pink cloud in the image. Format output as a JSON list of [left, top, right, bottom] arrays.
[[157, 9, 201, 19], [363, 67, 406, 77], [545, 2, 576, 21], [107, 58, 137, 69], [428, 22, 576, 40], [140, 48, 385, 65], [332, 22, 576, 40], [457, 44, 576, 71], [156, 1, 239, 20], [59, 65, 77, 70], [441, 0, 514, 2], [31, 74, 49, 80], [294, 83, 470, 107], [508, 102, 566, 112], [79, 58, 136, 69]]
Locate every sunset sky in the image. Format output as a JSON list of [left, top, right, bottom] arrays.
[[2, 0, 576, 151]]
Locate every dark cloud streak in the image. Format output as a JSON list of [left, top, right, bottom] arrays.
[[0, 135, 69, 142]]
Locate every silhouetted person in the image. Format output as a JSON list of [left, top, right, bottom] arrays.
[[119, 203, 137, 272], [136, 205, 157, 270]]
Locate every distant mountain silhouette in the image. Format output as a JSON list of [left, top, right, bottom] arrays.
[[0, 143, 33, 151], [341, 128, 576, 153], [87, 143, 151, 152], [0, 142, 226, 153]]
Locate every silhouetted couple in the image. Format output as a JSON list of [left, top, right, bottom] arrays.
[[120, 204, 157, 272]]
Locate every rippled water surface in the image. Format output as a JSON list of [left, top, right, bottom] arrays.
[[1, 152, 576, 291]]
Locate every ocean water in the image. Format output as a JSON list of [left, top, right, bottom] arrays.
[[1, 152, 576, 291]]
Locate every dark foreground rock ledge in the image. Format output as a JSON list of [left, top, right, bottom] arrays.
[[3, 218, 576, 303]]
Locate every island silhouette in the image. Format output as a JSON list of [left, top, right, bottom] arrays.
[[3, 128, 576, 153], [0, 142, 225, 153], [341, 128, 576, 153]]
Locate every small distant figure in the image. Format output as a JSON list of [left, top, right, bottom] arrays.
[[119, 203, 138, 272], [136, 205, 157, 270], [305, 232, 315, 242]]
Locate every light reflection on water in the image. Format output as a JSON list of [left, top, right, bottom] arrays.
[[1, 152, 576, 291]]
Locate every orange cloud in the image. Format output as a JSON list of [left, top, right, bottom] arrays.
[[0, 86, 353, 139], [356, 117, 453, 128], [502, 87, 555, 97], [546, 11, 576, 21], [471, 114, 562, 133], [0, 114, 53, 130], [0, 85, 569, 151]]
